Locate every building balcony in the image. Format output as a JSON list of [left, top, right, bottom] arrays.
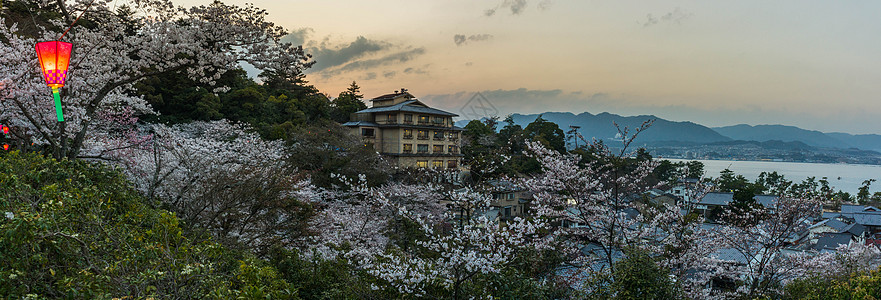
[[433, 137, 445, 141], [403, 150, 412, 154], [403, 135, 413, 139], [417, 150, 429, 154], [417, 121, 430, 125], [403, 120, 413, 124], [417, 136, 429, 140], [448, 137, 458, 142]]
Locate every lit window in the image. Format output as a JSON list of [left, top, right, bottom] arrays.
[[447, 160, 458, 169], [416, 160, 428, 168], [433, 145, 444, 153], [403, 144, 412, 153], [432, 160, 444, 168]]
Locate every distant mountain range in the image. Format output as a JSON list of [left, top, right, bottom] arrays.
[[455, 112, 881, 153]]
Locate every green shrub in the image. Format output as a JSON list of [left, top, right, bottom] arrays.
[[0, 151, 297, 299]]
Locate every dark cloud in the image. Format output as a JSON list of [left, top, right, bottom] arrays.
[[281, 28, 313, 46], [318, 47, 426, 77], [465, 62, 473, 66], [362, 72, 377, 80], [403, 66, 429, 75], [307, 36, 389, 72], [454, 33, 494, 46], [454, 34, 466, 46], [383, 71, 396, 78], [642, 7, 692, 27], [485, 0, 535, 16]]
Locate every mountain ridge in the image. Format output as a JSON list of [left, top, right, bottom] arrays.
[[455, 112, 881, 152]]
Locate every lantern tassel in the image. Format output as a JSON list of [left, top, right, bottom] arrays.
[[52, 87, 64, 122]]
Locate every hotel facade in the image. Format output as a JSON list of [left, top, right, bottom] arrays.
[[343, 90, 464, 169]]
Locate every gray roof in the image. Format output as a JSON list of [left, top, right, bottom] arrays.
[[356, 100, 458, 116], [841, 204, 881, 214], [825, 218, 849, 232], [697, 192, 777, 207], [814, 233, 852, 251], [822, 212, 842, 220], [853, 213, 881, 226], [341, 121, 380, 127], [712, 247, 749, 265], [841, 223, 867, 236]]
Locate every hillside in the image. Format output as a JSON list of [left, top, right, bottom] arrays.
[[713, 124, 850, 149], [506, 112, 731, 144]]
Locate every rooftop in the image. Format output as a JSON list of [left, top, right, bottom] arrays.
[[356, 99, 458, 117]]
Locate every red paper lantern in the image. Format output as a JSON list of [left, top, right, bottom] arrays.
[[1, 125, 8, 135], [35, 41, 73, 88], [35, 41, 72, 122], [2, 144, 8, 151]]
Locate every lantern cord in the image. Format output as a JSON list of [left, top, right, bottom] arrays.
[[58, 0, 98, 41], [52, 87, 64, 122]]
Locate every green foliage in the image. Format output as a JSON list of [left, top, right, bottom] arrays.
[[135, 68, 334, 140], [330, 81, 367, 123], [285, 122, 390, 188], [269, 248, 386, 300], [0, 151, 298, 298], [785, 268, 881, 300], [610, 248, 680, 300], [524, 115, 566, 152]]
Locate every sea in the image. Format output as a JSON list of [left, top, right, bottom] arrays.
[[664, 159, 881, 195]]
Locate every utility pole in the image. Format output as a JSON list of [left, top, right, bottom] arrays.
[[567, 125, 581, 149]]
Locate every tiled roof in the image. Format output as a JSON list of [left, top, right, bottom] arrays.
[[841, 223, 867, 236], [697, 192, 777, 207], [357, 100, 458, 116], [814, 233, 851, 251], [370, 91, 414, 101], [341, 121, 379, 127], [853, 213, 881, 226]]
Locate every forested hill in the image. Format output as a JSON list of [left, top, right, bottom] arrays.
[[504, 112, 732, 144]]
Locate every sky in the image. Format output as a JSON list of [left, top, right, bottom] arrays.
[[177, 0, 881, 134]]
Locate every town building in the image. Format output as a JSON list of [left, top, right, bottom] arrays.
[[343, 89, 464, 169]]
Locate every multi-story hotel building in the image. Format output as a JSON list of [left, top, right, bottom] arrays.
[[343, 89, 464, 169]]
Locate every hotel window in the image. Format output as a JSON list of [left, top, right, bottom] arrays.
[[448, 145, 458, 154], [448, 132, 458, 140], [418, 115, 429, 124], [417, 144, 429, 153], [403, 129, 413, 139], [432, 160, 444, 168], [387, 114, 396, 123], [433, 116, 444, 125], [433, 145, 444, 153], [361, 128, 375, 137], [447, 160, 458, 169], [416, 160, 428, 168], [433, 131, 444, 140], [404, 114, 413, 123], [403, 144, 413, 153], [417, 130, 428, 139]]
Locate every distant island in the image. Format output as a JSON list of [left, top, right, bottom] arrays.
[[457, 112, 881, 165]]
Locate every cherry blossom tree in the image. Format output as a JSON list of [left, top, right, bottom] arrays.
[[0, 0, 312, 159], [715, 195, 823, 297], [107, 120, 318, 254], [520, 121, 743, 298]]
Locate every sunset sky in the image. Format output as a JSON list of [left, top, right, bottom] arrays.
[[179, 0, 881, 134]]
